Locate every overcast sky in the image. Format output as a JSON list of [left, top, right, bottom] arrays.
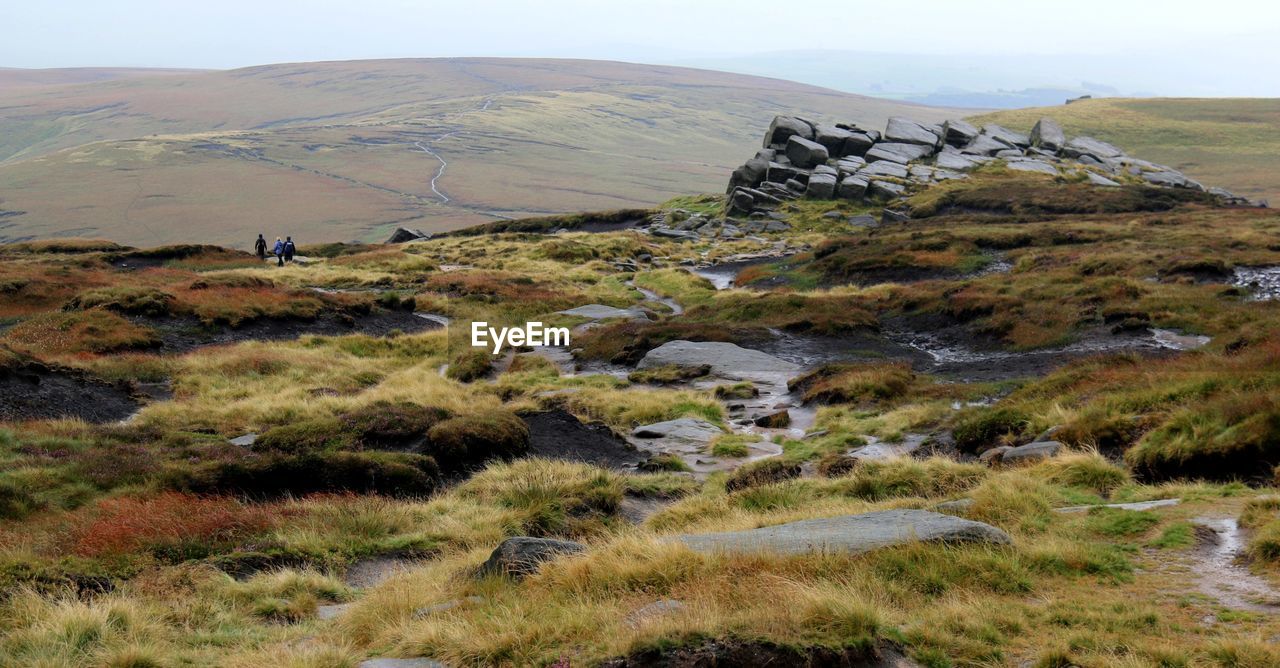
[[3, 0, 1277, 95]]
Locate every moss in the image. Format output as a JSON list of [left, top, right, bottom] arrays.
[[725, 459, 802, 493], [953, 407, 1031, 453], [425, 410, 530, 474], [255, 417, 357, 455], [338, 400, 452, 449], [64, 286, 175, 317]]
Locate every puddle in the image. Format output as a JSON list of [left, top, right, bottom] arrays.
[[1191, 517, 1280, 612], [1151, 328, 1210, 351], [414, 313, 451, 327], [690, 253, 797, 291], [1233, 266, 1280, 301]]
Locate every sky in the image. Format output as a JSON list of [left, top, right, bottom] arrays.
[[3, 0, 1277, 96]]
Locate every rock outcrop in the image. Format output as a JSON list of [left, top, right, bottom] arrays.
[[477, 536, 586, 579], [723, 115, 1268, 218]]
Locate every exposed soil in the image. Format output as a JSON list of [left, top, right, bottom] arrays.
[[131, 311, 442, 353], [343, 555, 424, 589], [0, 360, 139, 423], [600, 639, 919, 668], [521, 408, 646, 470]]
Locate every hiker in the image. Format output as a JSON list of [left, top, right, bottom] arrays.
[[272, 237, 284, 267], [283, 236, 296, 263], [254, 234, 267, 260]]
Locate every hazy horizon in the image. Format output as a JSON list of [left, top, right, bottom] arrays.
[[3, 0, 1278, 101]]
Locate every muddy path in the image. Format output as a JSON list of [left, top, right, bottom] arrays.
[[1190, 517, 1280, 613]]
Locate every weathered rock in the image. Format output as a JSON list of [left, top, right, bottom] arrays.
[[764, 115, 814, 147], [994, 149, 1023, 159], [978, 446, 1012, 466], [806, 173, 837, 199], [861, 161, 910, 179], [478, 537, 586, 579], [982, 124, 1030, 148], [848, 214, 878, 227], [765, 162, 802, 184], [885, 117, 942, 147], [1064, 136, 1124, 160], [753, 410, 791, 428], [866, 142, 935, 164], [651, 228, 699, 242], [673, 509, 1011, 556], [386, 227, 428, 244], [729, 188, 755, 215], [1007, 160, 1059, 176], [229, 433, 258, 447], [836, 156, 867, 177], [637, 341, 799, 379], [813, 124, 855, 154], [632, 417, 724, 441], [837, 175, 869, 200], [935, 151, 980, 171], [942, 119, 980, 147], [1029, 117, 1066, 152], [881, 209, 910, 225], [1000, 440, 1062, 465], [842, 132, 877, 157], [1143, 170, 1193, 188], [1086, 172, 1122, 187], [785, 135, 829, 169], [558, 304, 647, 320], [960, 134, 1010, 156], [869, 180, 907, 199], [727, 158, 770, 192]]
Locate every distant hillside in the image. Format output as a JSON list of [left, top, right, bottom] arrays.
[[976, 98, 1280, 204], [0, 67, 203, 90], [0, 58, 965, 247]]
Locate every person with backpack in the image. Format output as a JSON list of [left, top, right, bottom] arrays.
[[272, 237, 284, 266], [283, 237, 296, 263], [254, 234, 267, 260]]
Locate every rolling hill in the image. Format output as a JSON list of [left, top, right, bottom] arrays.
[[977, 98, 1280, 204], [0, 58, 965, 247]]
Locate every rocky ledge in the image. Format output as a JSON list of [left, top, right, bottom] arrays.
[[724, 114, 1268, 218]]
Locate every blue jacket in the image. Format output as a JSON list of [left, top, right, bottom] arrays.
[[273, 240, 284, 255]]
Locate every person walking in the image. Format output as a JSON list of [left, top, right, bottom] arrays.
[[254, 234, 267, 260], [283, 236, 296, 263], [272, 237, 284, 267]]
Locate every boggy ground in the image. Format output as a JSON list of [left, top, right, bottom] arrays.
[[1, 173, 1280, 666]]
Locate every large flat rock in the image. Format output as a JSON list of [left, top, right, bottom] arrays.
[[631, 417, 724, 442], [558, 304, 646, 320], [637, 341, 800, 380], [673, 509, 1010, 556]]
